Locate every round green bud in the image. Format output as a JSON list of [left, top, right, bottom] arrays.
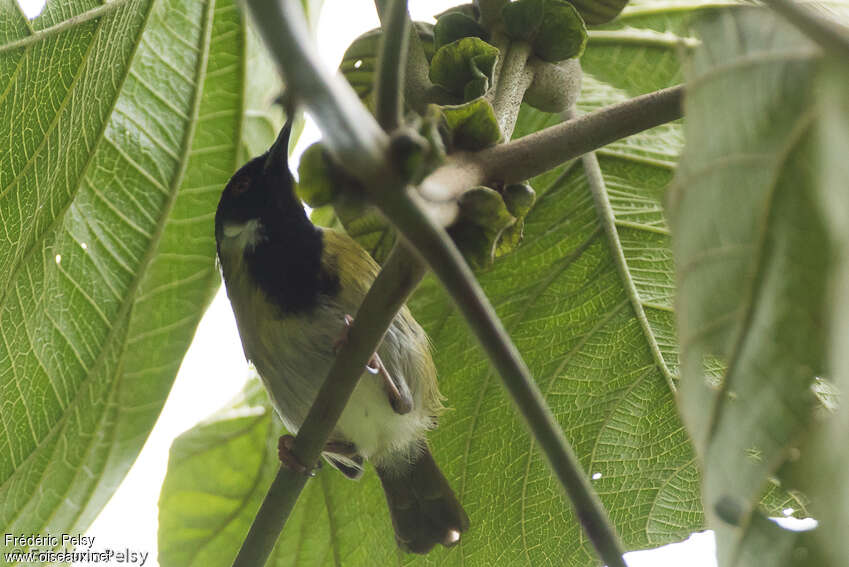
[[524, 57, 582, 113]]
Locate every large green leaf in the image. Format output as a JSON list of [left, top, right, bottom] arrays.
[[670, 5, 849, 566], [0, 0, 273, 555], [158, 379, 284, 566]]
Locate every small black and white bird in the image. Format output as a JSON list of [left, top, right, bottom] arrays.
[[214, 120, 469, 554]]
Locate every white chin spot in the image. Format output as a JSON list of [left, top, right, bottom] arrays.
[[222, 219, 265, 250], [445, 530, 460, 544], [223, 222, 249, 238]]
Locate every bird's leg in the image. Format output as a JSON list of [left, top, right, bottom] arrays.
[[334, 314, 414, 415]]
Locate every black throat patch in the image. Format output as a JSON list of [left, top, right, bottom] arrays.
[[245, 215, 341, 316]]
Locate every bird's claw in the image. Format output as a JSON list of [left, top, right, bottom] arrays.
[[278, 435, 317, 477]]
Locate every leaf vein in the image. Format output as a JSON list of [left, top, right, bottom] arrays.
[[583, 152, 676, 392], [0, 0, 133, 54]]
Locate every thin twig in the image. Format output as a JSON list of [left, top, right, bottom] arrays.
[[231, 243, 426, 567], [763, 0, 849, 60], [374, 0, 410, 131], [231, 468, 304, 567]]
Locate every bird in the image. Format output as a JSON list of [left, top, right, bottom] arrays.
[[214, 118, 469, 554]]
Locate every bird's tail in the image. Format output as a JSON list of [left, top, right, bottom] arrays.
[[376, 447, 469, 554]]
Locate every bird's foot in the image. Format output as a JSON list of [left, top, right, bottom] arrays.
[[277, 435, 317, 477], [334, 314, 413, 415]]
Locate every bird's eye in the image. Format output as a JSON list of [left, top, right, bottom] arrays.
[[230, 177, 250, 197]]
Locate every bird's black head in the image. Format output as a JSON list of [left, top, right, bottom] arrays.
[[214, 119, 337, 315], [214, 120, 304, 249]]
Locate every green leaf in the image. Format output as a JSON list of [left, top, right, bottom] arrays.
[[477, 0, 510, 28], [158, 379, 282, 566], [340, 28, 382, 102], [0, 0, 283, 552], [435, 3, 480, 20], [461, 110, 693, 564], [296, 143, 338, 207], [486, 183, 537, 260], [331, 194, 397, 264], [159, 378, 409, 567], [389, 124, 445, 185], [502, 0, 544, 41], [433, 12, 488, 51], [298, 142, 397, 263], [570, 0, 629, 25], [429, 37, 499, 101], [308, 204, 344, 230], [521, 0, 721, 160], [532, 0, 587, 62], [340, 22, 436, 108], [494, 217, 525, 257], [580, 1, 722, 99], [503, 183, 536, 218], [670, 6, 849, 566], [440, 98, 502, 150], [449, 186, 517, 269]]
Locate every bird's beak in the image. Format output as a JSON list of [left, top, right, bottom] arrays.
[[264, 116, 294, 175]]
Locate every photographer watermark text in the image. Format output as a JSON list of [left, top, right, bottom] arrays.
[[3, 533, 149, 565]]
